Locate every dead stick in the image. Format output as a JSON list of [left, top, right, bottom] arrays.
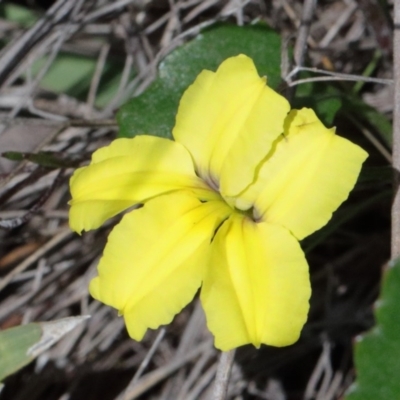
[[122, 340, 212, 400], [294, 0, 317, 67], [212, 349, 236, 400], [392, 2, 400, 257]]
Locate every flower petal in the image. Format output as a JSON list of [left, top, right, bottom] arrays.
[[173, 54, 290, 198], [201, 214, 311, 351], [236, 108, 368, 240], [69, 136, 215, 233], [90, 191, 232, 341]]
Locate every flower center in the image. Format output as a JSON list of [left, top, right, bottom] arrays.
[[234, 206, 255, 220], [199, 171, 261, 223], [205, 174, 219, 192]]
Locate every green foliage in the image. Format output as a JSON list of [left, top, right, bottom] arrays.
[[0, 317, 89, 382], [345, 258, 400, 400], [0, 324, 41, 382], [0, 3, 38, 28], [2, 151, 81, 169], [31, 53, 133, 108], [117, 24, 282, 139], [34, 54, 97, 95], [351, 49, 381, 95], [293, 82, 342, 127], [293, 70, 391, 147], [342, 96, 392, 148], [95, 71, 131, 108], [292, 73, 347, 127]]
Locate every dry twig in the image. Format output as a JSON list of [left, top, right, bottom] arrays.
[[392, 0, 400, 257]]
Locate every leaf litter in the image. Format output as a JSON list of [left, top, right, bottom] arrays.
[[0, 0, 393, 399]]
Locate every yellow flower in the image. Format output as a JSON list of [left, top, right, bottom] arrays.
[[69, 55, 368, 351]]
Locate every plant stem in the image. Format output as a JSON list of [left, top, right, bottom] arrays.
[[212, 349, 236, 400]]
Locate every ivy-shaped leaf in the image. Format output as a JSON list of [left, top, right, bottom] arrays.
[[117, 23, 282, 139], [345, 258, 400, 400]]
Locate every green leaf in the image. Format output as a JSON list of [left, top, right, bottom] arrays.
[[33, 54, 96, 96], [0, 316, 89, 382], [1, 151, 82, 169], [345, 258, 400, 400], [1, 3, 38, 28], [32, 52, 132, 106], [341, 96, 392, 148], [352, 49, 382, 95], [294, 92, 342, 127], [95, 70, 135, 109], [0, 324, 41, 382], [295, 79, 391, 147], [117, 23, 282, 139], [293, 78, 342, 127]]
